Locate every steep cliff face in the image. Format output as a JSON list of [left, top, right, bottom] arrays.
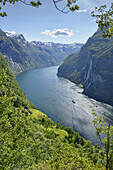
[[57, 30, 113, 106]]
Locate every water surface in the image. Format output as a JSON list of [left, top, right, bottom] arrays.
[[17, 66, 113, 145]]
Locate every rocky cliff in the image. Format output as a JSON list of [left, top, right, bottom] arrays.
[[57, 30, 113, 106]]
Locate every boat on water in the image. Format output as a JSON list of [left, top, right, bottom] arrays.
[[72, 100, 76, 104]]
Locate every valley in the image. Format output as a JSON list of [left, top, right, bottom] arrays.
[[0, 27, 113, 169], [0, 29, 83, 76], [0, 0, 113, 169], [16, 66, 113, 146]]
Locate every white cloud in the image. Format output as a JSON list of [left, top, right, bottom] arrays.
[[41, 28, 74, 38], [78, 0, 112, 9], [76, 9, 87, 13], [41, 30, 50, 36]]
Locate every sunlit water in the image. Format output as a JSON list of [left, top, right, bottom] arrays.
[[17, 66, 113, 145]]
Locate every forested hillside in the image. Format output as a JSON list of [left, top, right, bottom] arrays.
[[57, 30, 113, 106], [0, 54, 106, 169]]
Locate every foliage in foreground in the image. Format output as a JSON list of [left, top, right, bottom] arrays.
[[92, 111, 113, 170], [92, 3, 113, 38], [0, 54, 106, 169]]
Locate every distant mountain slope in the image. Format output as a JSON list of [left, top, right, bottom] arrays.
[[57, 30, 113, 106], [0, 29, 82, 75]]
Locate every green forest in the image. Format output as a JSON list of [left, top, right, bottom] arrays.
[[1, 53, 111, 169]]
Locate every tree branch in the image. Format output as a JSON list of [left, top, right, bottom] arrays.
[[53, 0, 70, 14], [19, 0, 31, 6]]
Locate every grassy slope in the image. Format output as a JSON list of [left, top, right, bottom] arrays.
[[0, 54, 105, 169]]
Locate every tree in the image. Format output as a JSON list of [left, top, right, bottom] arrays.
[[53, 0, 79, 13], [64, 126, 74, 135], [92, 110, 113, 170], [91, 3, 113, 38], [0, 68, 12, 115]]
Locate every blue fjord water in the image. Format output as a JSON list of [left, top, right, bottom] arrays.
[[17, 66, 113, 145]]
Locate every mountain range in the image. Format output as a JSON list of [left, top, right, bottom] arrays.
[[1, 28, 113, 106], [0, 29, 83, 75]]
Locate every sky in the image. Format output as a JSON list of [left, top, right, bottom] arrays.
[[0, 0, 112, 44]]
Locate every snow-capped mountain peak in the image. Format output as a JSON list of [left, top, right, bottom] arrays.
[[31, 41, 83, 49], [6, 31, 27, 44]]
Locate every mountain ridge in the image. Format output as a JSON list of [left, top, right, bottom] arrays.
[[6, 31, 83, 48], [0, 29, 83, 76]]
